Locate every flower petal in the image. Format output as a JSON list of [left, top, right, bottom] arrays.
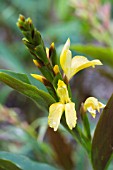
[[99, 102, 106, 108], [48, 103, 65, 131], [65, 103, 77, 130], [57, 80, 70, 103], [61, 38, 70, 54], [84, 97, 99, 110], [87, 107, 96, 118], [60, 39, 72, 80], [70, 56, 102, 79], [84, 97, 105, 118]]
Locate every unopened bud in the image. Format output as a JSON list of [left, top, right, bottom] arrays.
[[53, 65, 60, 75], [26, 17, 32, 25], [46, 47, 49, 59], [33, 59, 43, 68], [23, 38, 35, 49], [16, 22, 22, 29], [50, 42, 54, 49], [49, 42, 57, 66], [31, 74, 51, 87], [19, 14, 25, 21], [49, 42, 55, 57]]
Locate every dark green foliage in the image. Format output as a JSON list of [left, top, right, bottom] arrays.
[[92, 94, 113, 170]]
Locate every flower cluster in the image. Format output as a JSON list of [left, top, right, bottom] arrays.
[[32, 38, 105, 131]]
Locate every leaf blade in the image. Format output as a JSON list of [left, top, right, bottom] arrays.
[[0, 152, 57, 170], [91, 94, 113, 170], [0, 69, 31, 84], [0, 72, 55, 111], [0, 159, 22, 170]]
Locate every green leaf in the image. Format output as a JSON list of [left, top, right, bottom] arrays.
[[0, 69, 31, 84], [91, 94, 113, 170], [71, 45, 113, 68], [0, 152, 57, 170], [0, 72, 55, 111], [0, 159, 22, 170]]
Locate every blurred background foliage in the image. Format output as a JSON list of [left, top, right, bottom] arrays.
[[0, 0, 113, 169]]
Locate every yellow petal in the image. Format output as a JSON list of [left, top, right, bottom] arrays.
[[87, 107, 96, 118], [57, 80, 70, 103], [70, 56, 102, 79], [84, 97, 98, 110], [99, 102, 106, 108], [65, 103, 77, 130], [60, 39, 72, 80], [48, 103, 65, 131], [61, 38, 70, 54]]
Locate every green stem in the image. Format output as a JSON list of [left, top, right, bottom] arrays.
[[61, 116, 91, 159]]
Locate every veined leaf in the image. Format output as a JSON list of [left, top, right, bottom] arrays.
[[91, 94, 113, 170], [0, 152, 57, 170], [0, 72, 55, 111], [71, 45, 113, 68], [0, 159, 22, 170]]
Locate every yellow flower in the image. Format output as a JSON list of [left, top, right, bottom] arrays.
[[83, 97, 105, 118], [60, 38, 102, 80], [48, 80, 77, 131]]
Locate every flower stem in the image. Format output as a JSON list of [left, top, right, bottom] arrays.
[[61, 116, 92, 159]]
